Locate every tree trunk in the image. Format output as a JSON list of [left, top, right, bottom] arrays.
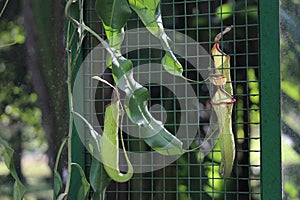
[[22, 0, 67, 176]]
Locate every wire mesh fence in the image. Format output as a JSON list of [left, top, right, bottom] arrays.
[[70, 0, 280, 199]]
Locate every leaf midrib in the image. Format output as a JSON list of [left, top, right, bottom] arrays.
[[109, 0, 117, 28]]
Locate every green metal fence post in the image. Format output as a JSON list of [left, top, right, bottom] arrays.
[[259, 0, 282, 199]]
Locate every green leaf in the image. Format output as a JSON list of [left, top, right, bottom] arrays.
[[71, 163, 90, 200], [89, 157, 111, 200], [54, 171, 63, 199], [95, 0, 132, 56], [99, 55, 183, 155], [128, 0, 185, 78], [72, 111, 101, 158], [1, 140, 16, 178], [126, 87, 183, 154], [71, 110, 112, 196], [95, 0, 131, 30], [161, 52, 184, 76], [53, 137, 67, 199], [128, 0, 161, 37], [95, 0, 132, 68], [111, 56, 184, 155], [0, 137, 26, 199], [13, 180, 26, 200]]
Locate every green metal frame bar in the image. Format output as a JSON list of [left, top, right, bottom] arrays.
[[259, 0, 281, 199], [68, 24, 86, 199]]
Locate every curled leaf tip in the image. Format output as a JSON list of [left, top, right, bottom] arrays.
[[214, 26, 233, 43], [92, 75, 120, 102]]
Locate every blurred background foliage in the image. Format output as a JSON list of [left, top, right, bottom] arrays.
[[0, 0, 65, 199], [0, 0, 299, 199], [280, 0, 300, 199]]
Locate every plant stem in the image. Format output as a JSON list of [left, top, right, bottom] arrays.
[[63, 20, 78, 198], [64, 35, 73, 199], [0, 0, 9, 18]]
